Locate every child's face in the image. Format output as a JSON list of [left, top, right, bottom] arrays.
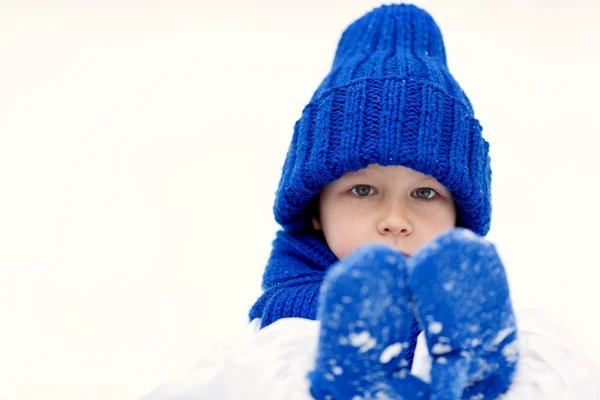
[[312, 164, 456, 260]]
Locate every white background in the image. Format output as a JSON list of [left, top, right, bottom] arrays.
[[1, 1, 599, 399]]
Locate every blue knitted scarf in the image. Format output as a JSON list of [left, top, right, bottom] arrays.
[[249, 230, 421, 367]]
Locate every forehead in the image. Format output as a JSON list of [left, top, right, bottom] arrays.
[[341, 164, 431, 180]]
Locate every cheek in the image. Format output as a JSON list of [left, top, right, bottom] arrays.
[[321, 210, 370, 260], [419, 204, 457, 242]]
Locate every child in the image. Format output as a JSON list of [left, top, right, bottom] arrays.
[[141, 4, 599, 399]]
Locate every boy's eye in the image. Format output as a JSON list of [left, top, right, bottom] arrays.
[[350, 185, 376, 197], [412, 187, 438, 200]]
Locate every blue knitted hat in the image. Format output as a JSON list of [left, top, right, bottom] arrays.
[[274, 3, 492, 236]]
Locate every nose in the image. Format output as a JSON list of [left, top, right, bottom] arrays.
[[377, 200, 413, 237]]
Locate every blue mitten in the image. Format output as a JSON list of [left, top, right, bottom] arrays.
[[407, 228, 519, 400], [308, 243, 417, 400]]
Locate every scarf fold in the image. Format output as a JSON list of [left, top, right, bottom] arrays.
[[249, 230, 421, 368], [249, 230, 335, 326]]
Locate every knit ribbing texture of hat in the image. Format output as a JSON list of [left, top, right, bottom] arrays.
[[274, 3, 492, 236]]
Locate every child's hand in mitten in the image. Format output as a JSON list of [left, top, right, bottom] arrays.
[[407, 228, 519, 400], [308, 243, 418, 400]]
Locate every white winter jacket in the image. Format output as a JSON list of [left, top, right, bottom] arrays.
[[141, 309, 599, 399]]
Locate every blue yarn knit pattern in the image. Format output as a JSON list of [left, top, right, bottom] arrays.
[[273, 3, 492, 236], [249, 230, 422, 368]]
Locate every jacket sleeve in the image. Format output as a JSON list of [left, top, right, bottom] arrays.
[[138, 318, 318, 400], [140, 310, 599, 400], [502, 308, 600, 399], [410, 308, 600, 399], [138, 318, 271, 400]]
